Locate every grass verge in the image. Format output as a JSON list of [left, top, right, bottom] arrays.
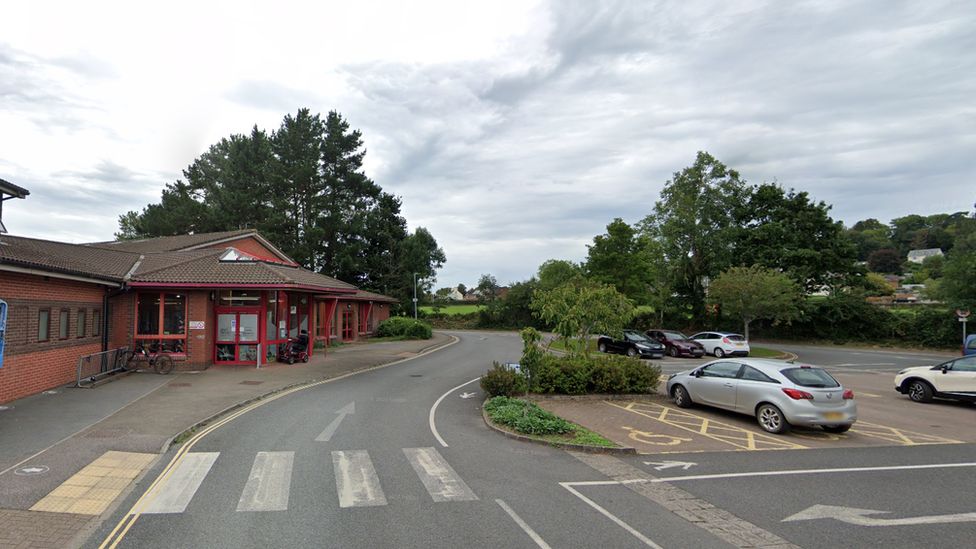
[[484, 396, 617, 448], [748, 346, 786, 358]]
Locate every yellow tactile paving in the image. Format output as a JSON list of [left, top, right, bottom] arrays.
[[607, 401, 807, 451], [30, 451, 155, 515]]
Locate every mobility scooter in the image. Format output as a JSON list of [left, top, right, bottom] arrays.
[[278, 330, 310, 364]]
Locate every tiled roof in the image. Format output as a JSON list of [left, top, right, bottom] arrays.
[[351, 289, 399, 302], [128, 250, 357, 291], [87, 229, 257, 253], [0, 234, 138, 282]]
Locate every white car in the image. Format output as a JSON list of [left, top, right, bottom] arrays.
[[894, 355, 976, 403], [690, 331, 750, 357]]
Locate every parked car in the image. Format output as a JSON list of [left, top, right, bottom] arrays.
[[689, 331, 750, 357], [645, 329, 705, 358], [894, 355, 976, 404], [965, 334, 976, 356], [665, 359, 857, 434], [597, 330, 665, 359]]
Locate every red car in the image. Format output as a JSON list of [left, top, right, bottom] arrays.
[[645, 329, 705, 358]]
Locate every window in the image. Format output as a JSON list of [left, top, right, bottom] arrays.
[[740, 366, 777, 383], [701, 362, 741, 378], [93, 310, 101, 337], [266, 291, 279, 340], [38, 309, 50, 341], [136, 293, 187, 353], [77, 309, 86, 337], [218, 290, 261, 306], [781, 367, 840, 388], [951, 357, 976, 372], [59, 309, 69, 339]]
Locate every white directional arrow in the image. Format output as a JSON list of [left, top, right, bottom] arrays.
[[19, 467, 46, 474], [783, 505, 976, 527], [315, 402, 356, 442], [459, 392, 477, 399], [643, 460, 697, 471]]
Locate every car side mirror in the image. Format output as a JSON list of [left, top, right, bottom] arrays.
[[692, 369, 702, 378], [941, 365, 949, 374]]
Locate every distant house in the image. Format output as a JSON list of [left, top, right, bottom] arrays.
[[447, 287, 465, 301], [907, 248, 943, 264]]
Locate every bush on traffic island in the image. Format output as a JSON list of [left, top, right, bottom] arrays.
[[483, 396, 572, 436], [480, 362, 528, 397], [376, 317, 433, 339]]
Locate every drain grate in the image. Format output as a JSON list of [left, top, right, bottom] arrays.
[[239, 380, 264, 385], [168, 382, 192, 387], [409, 374, 423, 378]]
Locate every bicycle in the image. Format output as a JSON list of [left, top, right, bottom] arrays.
[[121, 343, 175, 375]]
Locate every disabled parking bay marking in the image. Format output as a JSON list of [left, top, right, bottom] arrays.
[[849, 421, 963, 446], [606, 401, 807, 452]]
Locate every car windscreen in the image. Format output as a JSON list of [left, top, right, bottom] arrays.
[[663, 332, 686, 340], [780, 367, 840, 388], [625, 333, 649, 342], [727, 334, 745, 342]]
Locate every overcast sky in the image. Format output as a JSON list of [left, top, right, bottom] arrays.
[[2, 1, 973, 288]]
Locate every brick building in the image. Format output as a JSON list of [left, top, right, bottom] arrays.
[[0, 228, 396, 404]]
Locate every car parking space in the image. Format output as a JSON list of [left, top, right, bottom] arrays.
[[537, 369, 974, 455]]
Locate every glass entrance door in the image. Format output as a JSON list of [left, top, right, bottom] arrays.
[[216, 309, 260, 364]]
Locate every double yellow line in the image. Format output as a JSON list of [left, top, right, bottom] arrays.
[[98, 334, 459, 548]]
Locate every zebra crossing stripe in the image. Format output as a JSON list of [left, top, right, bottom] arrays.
[[141, 452, 219, 514], [332, 450, 387, 507], [403, 447, 478, 502], [237, 452, 294, 512]]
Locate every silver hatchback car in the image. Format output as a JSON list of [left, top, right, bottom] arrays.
[[665, 358, 857, 434]]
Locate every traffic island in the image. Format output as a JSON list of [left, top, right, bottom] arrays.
[[481, 396, 636, 455]]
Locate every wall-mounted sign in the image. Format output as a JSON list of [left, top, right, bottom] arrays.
[[290, 306, 297, 314], [189, 321, 206, 330]]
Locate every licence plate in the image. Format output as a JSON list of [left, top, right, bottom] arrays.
[[823, 412, 844, 421], [735, 343, 744, 347]]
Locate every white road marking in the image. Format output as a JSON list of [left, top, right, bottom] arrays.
[[315, 402, 356, 442], [141, 452, 219, 514], [831, 363, 896, 367], [496, 499, 552, 548], [403, 447, 478, 502], [237, 451, 294, 512], [332, 450, 387, 508], [561, 483, 664, 548], [429, 377, 480, 447], [643, 460, 697, 471], [783, 504, 976, 526], [643, 461, 976, 484]]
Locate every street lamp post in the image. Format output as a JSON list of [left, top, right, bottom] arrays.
[[413, 272, 419, 319]]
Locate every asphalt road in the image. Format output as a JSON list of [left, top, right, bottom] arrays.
[[85, 333, 976, 548]]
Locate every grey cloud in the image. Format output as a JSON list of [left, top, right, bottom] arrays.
[[225, 80, 324, 113]]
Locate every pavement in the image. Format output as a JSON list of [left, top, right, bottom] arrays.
[[0, 333, 454, 549]]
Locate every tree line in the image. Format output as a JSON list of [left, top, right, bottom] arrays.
[[452, 152, 975, 340], [118, 109, 445, 309]]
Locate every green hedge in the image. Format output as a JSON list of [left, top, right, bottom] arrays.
[[376, 317, 433, 339], [481, 351, 661, 397]]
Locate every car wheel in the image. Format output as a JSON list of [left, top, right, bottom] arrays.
[[672, 385, 693, 408], [626, 347, 638, 358], [669, 346, 678, 357], [713, 347, 725, 358], [756, 404, 791, 434], [907, 380, 934, 403], [822, 424, 851, 434], [598, 342, 607, 353]]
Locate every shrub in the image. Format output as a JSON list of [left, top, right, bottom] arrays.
[[484, 396, 572, 435], [525, 353, 660, 395], [480, 362, 528, 397], [376, 317, 432, 339]]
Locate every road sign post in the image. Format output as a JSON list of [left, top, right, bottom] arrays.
[[957, 310, 970, 348]]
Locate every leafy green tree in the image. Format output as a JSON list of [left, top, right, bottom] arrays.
[[475, 273, 500, 301], [846, 218, 893, 261], [732, 184, 857, 292], [397, 227, 446, 308], [531, 278, 635, 357], [862, 272, 895, 297], [936, 252, 976, 309], [537, 260, 582, 291], [868, 248, 902, 274], [641, 151, 748, 322], [707, 266, 802, 340], [585, 218, 663, 303]]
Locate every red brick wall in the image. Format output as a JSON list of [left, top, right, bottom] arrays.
[[203, 237, 288, 264], [1, 271, 110, 403], [185, 291, 213, 366]]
